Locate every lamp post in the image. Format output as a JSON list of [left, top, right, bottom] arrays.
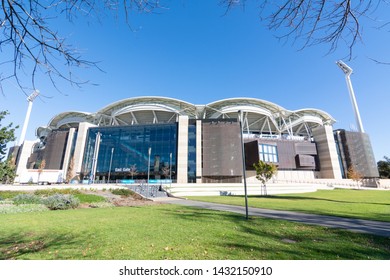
[[108, 147, 114, 183], [147, 147, 151, 186], [238, 110, 249, 220], [169, 152, 172, 182], [91, 132, 101, 184]]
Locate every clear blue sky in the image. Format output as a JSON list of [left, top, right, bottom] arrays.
[[1, 1, 389, 161]]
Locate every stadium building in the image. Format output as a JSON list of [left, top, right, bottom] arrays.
[[11, 96, 378, 185]]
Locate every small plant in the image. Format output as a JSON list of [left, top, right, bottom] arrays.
[[43, 194, 80, 210], [0, 204, 49, 214], [12, 194, 43, 205], [110, 188, 135, 197], [89, 202, 115, 208], [34, 188, 81, 196]]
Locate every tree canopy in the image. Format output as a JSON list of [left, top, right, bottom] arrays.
[[1, 0, 388, 94], [0, 111, 18, 183], [377, 156, 390, 179]]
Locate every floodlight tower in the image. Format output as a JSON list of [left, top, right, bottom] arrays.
[[18, 90, 40, 146], [336, 61, 365, 133]]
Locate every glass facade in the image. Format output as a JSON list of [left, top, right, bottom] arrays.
[[187, 121, 197, 183], [82, 124, 178, 182], [259, 143, 279, 163]]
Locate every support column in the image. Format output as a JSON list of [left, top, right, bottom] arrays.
[[312, 125, 342, 179], [73, 122, 96, 175], [196, 120, 202, 183], [176, 116, 189, 183]]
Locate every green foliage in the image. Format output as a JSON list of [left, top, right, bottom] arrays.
[[377, 156, 390, 179], [34, 188, 81, 196], [253, 160, 277, 185], [0, 158, 17, 184], [43, 194, 80, 210], [110, 188, 135, 197], [12, 194, 43, 205], [0, 204, 49, 214], [0, 191, 27, 199], [74, 193, 106, 204], [88, 201, 115, 208], [0, 111, 18, 161]]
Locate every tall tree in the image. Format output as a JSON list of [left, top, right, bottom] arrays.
[[377, 156, 390, 179], [0, 111, 18, 161], [1, 1, 388, 94], [0, 111, 18, 183]]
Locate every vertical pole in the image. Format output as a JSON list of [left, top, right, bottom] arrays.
[[147, 147, 151, 186], [239, 110, 249, 220], [18, 90, 40, 146], [169, 152, 172, 181], [344, 74, 365, 133], [91, 132, 101, 184], [108, 147, 114, 183]]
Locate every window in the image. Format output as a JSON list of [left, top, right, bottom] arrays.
[[259, 144, 278, 163]]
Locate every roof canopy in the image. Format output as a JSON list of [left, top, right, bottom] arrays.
[[38, 96, 335, 139]]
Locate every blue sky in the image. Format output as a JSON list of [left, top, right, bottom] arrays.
[[1, 1, 389, 161]]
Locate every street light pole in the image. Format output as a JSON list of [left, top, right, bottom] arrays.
[[169, 152, 172, 182], [108, 147, 114, 183], [147, 147, 151, 186], [238, 110, 249, 220]]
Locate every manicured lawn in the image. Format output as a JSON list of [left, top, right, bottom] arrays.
[[0, 204, 389, 260], [187, 189, 390, 222]]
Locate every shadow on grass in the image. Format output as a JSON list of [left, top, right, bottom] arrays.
[[0, 232, 79, 260], [161, 206, 390, 260], [246, 194, 390, 207]]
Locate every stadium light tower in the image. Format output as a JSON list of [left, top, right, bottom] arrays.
[[336, 61, 365, 133], [18, 90, 40, 145]]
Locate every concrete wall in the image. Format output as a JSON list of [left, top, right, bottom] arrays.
[[73, 122, 96, 175], [15, 140, 38, 183], [312, 125, 343, 179]]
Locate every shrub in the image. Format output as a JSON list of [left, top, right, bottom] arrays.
[[0, 204, 49, 214], [88, 202, 115, 208], [110, 188, 135, 197], [43, 194, 80, 210], [74, 193, 106, 204], [13, 194, 43, 205], [0, 191, 27, 199], [34, 188, 81, 196]]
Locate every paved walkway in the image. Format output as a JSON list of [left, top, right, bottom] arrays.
[[157, 197, 390, 238]]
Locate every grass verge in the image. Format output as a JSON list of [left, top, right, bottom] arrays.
[[0, 204, 389, 260], [187, 189, 390, 222]]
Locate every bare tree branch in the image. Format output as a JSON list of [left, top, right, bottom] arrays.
[[0, 1, 163, 95]]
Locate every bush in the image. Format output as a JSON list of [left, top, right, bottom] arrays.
[[43, 194, 80, 210], [34, 188, 81, 196], [0, 191, 27, 199], [0, 204, 49, 214], [13, 194, 43, 205], [88, 202, 115, 208], [110, 188, 135, 197], [74, 193, 106, 204]]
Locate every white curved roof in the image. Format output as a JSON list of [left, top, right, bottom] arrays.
[[39, 96, 335, 138]]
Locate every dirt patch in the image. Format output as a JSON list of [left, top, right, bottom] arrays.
[[82, 190, 161, 207]]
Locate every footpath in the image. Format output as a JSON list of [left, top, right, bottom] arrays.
[[157, 197, 390, 238]]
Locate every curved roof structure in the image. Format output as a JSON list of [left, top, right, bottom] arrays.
[[38, 96, 335, 139]]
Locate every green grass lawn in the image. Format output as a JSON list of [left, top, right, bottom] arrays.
[[187, 189, 390, 222], [1, 204, 389, 260]]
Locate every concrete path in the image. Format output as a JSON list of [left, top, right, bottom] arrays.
[[158, 198, 390, 238]]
